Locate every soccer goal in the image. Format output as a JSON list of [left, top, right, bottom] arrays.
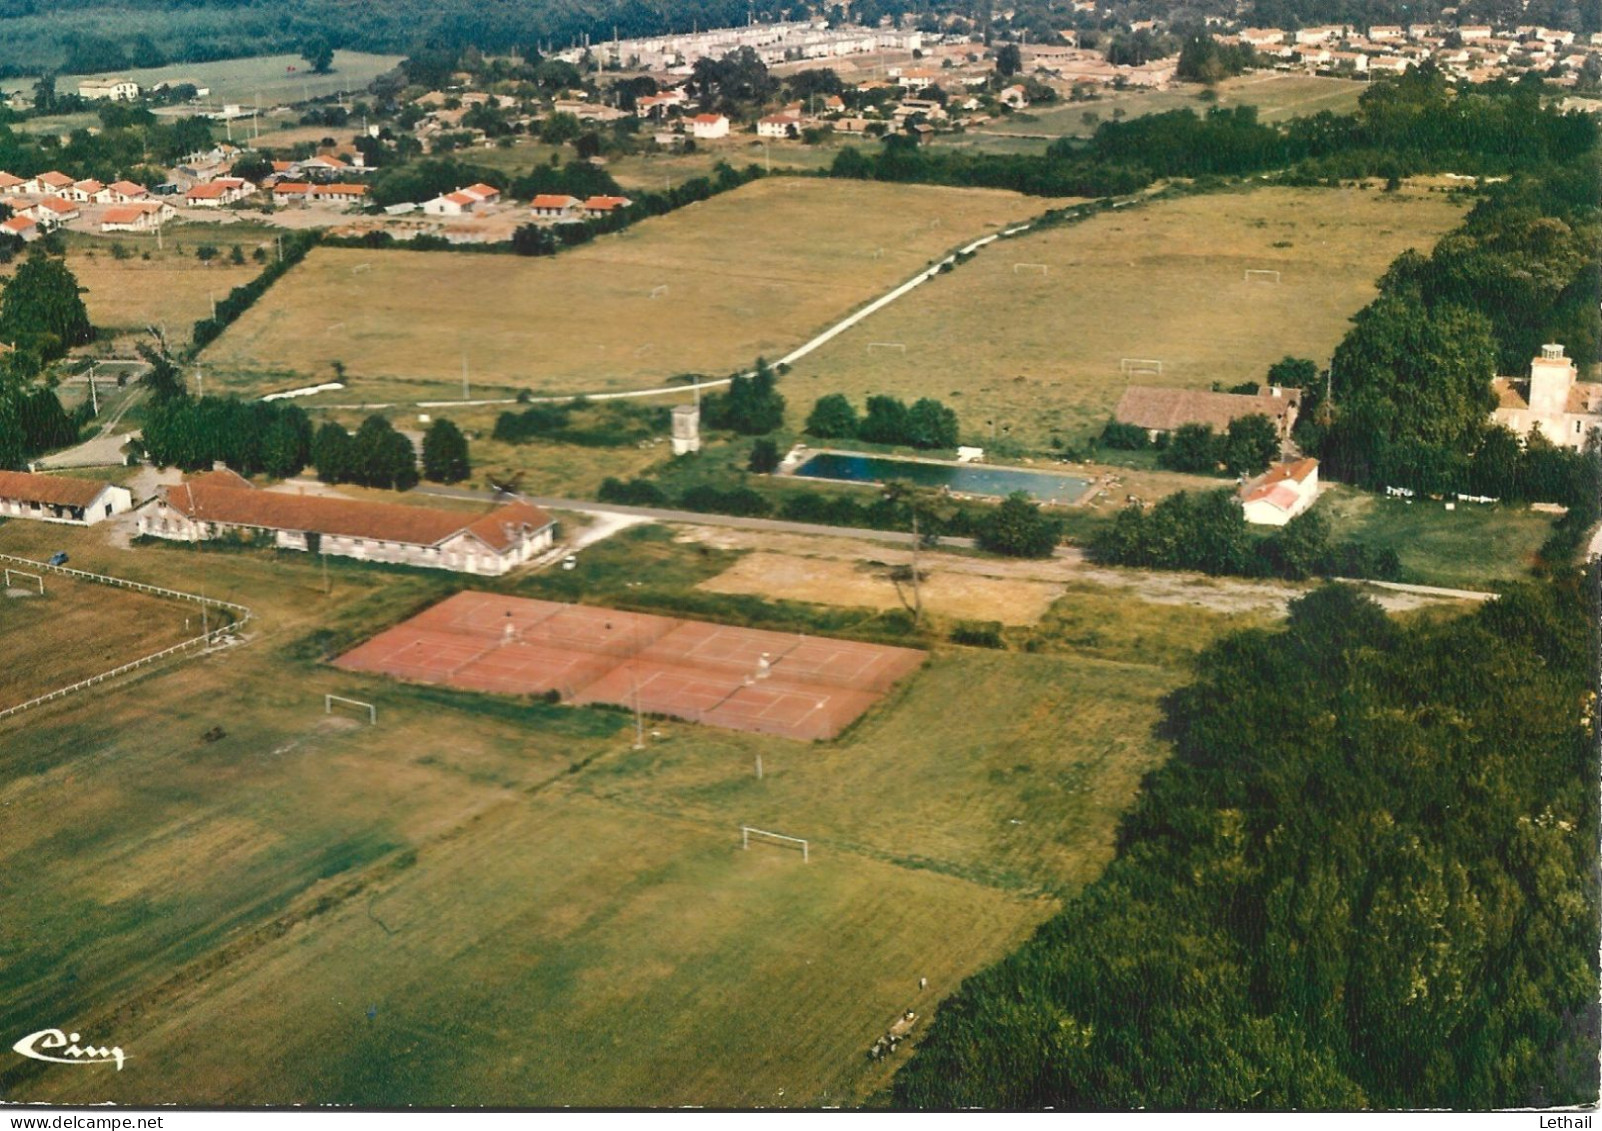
[[1120, 357, 1164, 377], [1013, 262, 1049, 275], [352, 262, 372, 275], [742, 826, 809, 862], [325, 694, 376, 725], [1244, 269, 1281, 283], [867, 341, 907, 355], [649, 284, 669, 299], [3, 569, 43, 595]]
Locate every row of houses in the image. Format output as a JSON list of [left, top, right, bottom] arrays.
[[0, 172, 151, 203], [409, 182, 632, 221], [0, 467, 558, 578]]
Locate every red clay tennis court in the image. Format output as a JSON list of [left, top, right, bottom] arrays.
[[335, 592, 926, 741]]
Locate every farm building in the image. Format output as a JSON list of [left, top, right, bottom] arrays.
[[184, 178, 254, 206], [1491, 344, 1602, 451], [141, 471, 558, 576], [1114, 385, 1303, 442], [1240, 458, 1320, 526], [423, 190, 481, 216], [316, 183, 369, 205], [1, 215, 40, 241], [530, 194, 582, 219], [582, 195, 633, 217], [78, 77, 139, 101], [19, 197, 80, 227], [0, 471, 132, 525]]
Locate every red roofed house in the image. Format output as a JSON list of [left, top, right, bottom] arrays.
[[19, 196, 80, 226], [422, 189, 480, 216], [529, 194, 582, 219], [1114, 384, 1303, 443], [582, 195, 633, 217], [0, 470, 132, 525], [185, 177, 254, 206], [316, 183, 369, 205], [758, 114, 800, 138], [33, 170, 74, 193], [104, 180, 150, 204], [460, 182, 500, 204], [690, 113, 730, 139], [1240, 458, 1320, 526], [0, 172, 27, 194], [272, 181, 314, 202], [0, 215, 40, 242], [62, 179, 104, 203], [100, 201, 175, 232], [140, 471, 558, 576]]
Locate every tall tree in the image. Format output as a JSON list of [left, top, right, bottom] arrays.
[[301, 35, 335, 75], [0, 252, 92, 362], [421, 418, 471, 484]]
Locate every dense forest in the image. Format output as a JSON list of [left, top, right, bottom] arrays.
[[894, 578, 1599, 1108]]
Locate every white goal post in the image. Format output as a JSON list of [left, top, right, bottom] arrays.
[[867, 341, 907, 354], [1013, 262, 1049, 275], [649, 284, 669, 299], [1120, 357, 1164, 376], [351, 262, 372, 274], [1244, 269, 1281, 283], [3, 569, 43, 594], [742, 825, 810, 862], [325, 694, 376, 725]]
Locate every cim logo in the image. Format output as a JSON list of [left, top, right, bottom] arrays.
[[12, 1028, 126, 1071]]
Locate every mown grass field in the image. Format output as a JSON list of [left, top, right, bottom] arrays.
[[197, 177, 1064, 403], [0, 566, 198, 708], [1319, 485, 1556, 590], [785, 184, 1466, 449], [64, 51, 405, 108], [0, 514, 1222, 1107]]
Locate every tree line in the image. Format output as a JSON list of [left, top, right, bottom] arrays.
[[894, 575, 1599, 1108], [806, 392, 960, 450]]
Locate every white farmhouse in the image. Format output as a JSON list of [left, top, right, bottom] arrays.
[[1240, 458, 1320, 526], [689, 113, 730, 139], [78, 77, 140, 101], [0, 471, 132, 525]]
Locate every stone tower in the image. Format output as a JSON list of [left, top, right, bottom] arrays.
[[1528, 343, 1577, 416], [671, 403, 700, 455]]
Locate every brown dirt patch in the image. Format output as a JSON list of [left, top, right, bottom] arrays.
[[697, 551, 1063, 625]]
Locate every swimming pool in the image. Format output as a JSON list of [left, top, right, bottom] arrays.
[[791, 452, 1091, 505]]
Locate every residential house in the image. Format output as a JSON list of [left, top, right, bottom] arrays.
[[1368, 24, 1406, 40], [34, 171, 74, 193], [582, 195, 633, 217], [758, 113, 800, 138], [1113, 385, 1303, 442], [184, 178, 254, 207], [140, 470, 558, 577], [0, 471, 132, 525], [999, 84, 1030, 109], [0, 215, 39, 242], [272, 182, 315, 203], [316, 183, 369, 205], [100, 202, 174, 232], [104, 180, 150, 204], [422, 189, 482, 216], [529, 194, 583, 220], [1491, 343, 1602, 450], [1240, 458, 1320, 526], [689, 113, 730, 139], [460, 182, 500, 204], [77, 77, 139, 101], [62, 179, 104, 203], [19, 196, 80, 227], [0, 172, 26, 194]]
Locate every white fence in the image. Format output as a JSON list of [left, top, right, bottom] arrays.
[[0, 553, 253, 724]]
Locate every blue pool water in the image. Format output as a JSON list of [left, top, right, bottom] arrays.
[[792, 452, 1091, 504]]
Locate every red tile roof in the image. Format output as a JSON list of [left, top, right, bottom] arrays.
[[530, 194, 580, 209], [0, 172, 23, 189], [273, 182, 313, 195], [462, 182, 499, 198], [32, 196, 75, 213], [101, 206, 151, 224], [107, 180, 148, 197], [36, 171, 73, 188], [583, 195, 632, 211], [0, 470, 112, 507], [692, 113, 725, 123], [319, 183, 368, 196], [1114, 385, 1302, 433], [161, 478, 553, 552], [0, 216, 35, 234]]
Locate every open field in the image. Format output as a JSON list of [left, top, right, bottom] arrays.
[[66, 51, 405, 108], [1318, 485, 1556, 590], [977, 73, 1371, 143], [0, 566, 198, 707], [0, 515, 1189, 1107], [197, 177, 1064, 402], [700, 550, 1064, 625], [784, 185, 1466, 448], [62, 240, 263, 346]]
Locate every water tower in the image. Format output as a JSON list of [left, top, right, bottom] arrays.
[[671, 403, 700, 455]]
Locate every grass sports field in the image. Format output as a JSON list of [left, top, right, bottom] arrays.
[[0, 515, 1222, 1107], [197, 177, 1065, 403], [63, 51, 405, 109], [0, 566, 199, 708], [785, 184, 1466, 448]]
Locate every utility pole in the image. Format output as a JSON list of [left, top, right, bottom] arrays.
[[87, 362, 98, 416], [462, 350, 470, 400]]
